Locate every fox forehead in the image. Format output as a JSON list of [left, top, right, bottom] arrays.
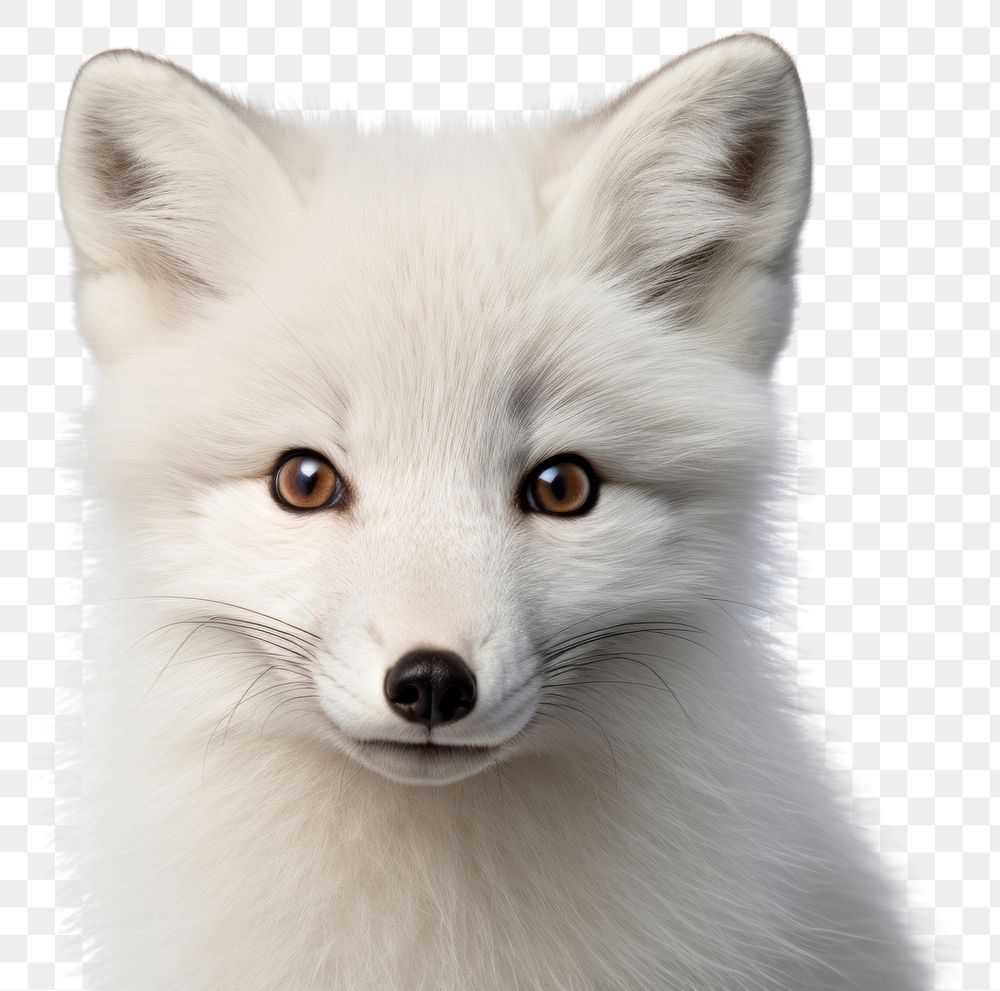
[[127, 270, 653, 456], [304, 125, 542, 239]]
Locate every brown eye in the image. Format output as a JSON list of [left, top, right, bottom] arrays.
[[523, 454, 598, 516], [272, 450, 342, 511]]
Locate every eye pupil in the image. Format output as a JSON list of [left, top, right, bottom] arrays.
[[546, 469, 569, 501], [295, 460, 321, 494]]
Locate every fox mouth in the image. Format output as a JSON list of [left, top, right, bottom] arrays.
[[345, 735, 500, 784], [316, 672, 541, 785], [360, 739, 494, 757]]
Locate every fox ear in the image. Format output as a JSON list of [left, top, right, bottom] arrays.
[[541, 34, 811, 374], [59, 50, 300, 359]]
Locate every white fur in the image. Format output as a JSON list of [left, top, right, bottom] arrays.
[[61, 38, 925, 989]]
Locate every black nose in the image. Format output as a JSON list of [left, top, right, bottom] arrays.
[[384, 649, 477, 728]]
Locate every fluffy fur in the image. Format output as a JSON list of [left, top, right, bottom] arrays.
[[60, 37, 925, 989]]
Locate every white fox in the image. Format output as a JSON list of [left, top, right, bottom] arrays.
[[60, 36, 924, 990]]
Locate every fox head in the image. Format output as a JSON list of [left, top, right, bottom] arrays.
[[61, 38, 810, 784]]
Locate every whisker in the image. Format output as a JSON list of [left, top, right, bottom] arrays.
[[538, 599, 721, 653], [198, 618, 316, 657], [136, 617, 315, 665], [202, 672, 318, 777], [700, 595, 760, 641], [546, 647, 693, 685], [242, 678, 317, 707], [132, 609, 318, 710], [219, 665, 279, 746], [543, 619, 715, 658], [260, 694, 320, 735], [210, 616, 318, 651], [546, 666, 694, 728], [136, 617, 216, 709], [545, 624, 721, 665], [106, 594, 322, 641], [539, 692, 620, 790], [540, 614, 702, 732], [537, 698, 620, 793]]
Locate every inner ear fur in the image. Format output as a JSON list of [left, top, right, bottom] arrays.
[[541, 34, 812, 370], [59, 50, 300, 307]]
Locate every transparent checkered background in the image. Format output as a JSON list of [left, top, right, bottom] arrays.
[[1, 2, 995, 988]]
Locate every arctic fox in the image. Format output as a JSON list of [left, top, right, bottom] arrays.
[[60, 36, 924, 990]]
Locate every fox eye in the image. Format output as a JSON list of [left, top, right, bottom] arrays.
[[272, 450, 343, 511], [522, 454, 598, 516]]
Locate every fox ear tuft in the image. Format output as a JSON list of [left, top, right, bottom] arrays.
[[59, 51, 300, 357], [542, 34, 811, 374]]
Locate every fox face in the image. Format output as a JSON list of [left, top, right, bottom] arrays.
[[61, 37, 809, 785]]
